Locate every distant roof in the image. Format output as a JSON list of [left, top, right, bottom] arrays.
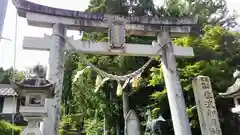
[[14, 78, 55, 90], [0, 84, 17, 96]]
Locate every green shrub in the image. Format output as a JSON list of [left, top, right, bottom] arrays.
[[59, 115, 79, 135], [0, 120, 21, 135], [59, 114, 104, 135], [84, 119, 104, 135]]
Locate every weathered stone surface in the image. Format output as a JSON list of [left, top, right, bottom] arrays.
[[126, 110, 141, 135], [12, 0, 197, 36], [23, 126, 42, 135], [22, 35, 194, 57], [192, 76, 222, 135], [13, 0, 197, 25], [13, 0, 105, 20]]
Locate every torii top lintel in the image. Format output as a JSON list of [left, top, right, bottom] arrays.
[[12, 0, 198, 36]]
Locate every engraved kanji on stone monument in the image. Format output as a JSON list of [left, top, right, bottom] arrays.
[[192, 76, 222, 135]]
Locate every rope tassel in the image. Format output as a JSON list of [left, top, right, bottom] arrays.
[[116, 79, 129, 96], [130, 73, 142, 88], [72, 66, 91, 83], [94, 75, 110, 92], [73, 69, 86, 83]]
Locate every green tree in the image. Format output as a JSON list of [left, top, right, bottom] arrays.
[[0, 67, 12, 84], [0, 67, 24, 84], [62, 54, 78, 115], [0, 120, 21, 135]]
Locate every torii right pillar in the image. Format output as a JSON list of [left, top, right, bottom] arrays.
[[158, 31, 192, 135]]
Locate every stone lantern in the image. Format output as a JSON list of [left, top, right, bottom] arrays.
[[219, 70, 240, 114], [14, 77, 55, 135]]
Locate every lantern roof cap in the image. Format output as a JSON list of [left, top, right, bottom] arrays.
[[13, 77, 55, 90], [219, 70, 240, 98]]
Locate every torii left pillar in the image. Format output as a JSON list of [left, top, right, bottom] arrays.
[[41, 23, 66, 135]]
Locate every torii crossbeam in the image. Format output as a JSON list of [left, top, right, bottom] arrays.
[[12, 0, 197, 37], [23, 34, 194, 57], [12, 0, 197, 135]]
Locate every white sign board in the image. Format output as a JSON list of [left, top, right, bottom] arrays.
[[22, 128, 42, 135], [192, 76, 222, 135]]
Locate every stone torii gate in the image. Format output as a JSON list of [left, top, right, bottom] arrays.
[[13, 0, 197, 135]]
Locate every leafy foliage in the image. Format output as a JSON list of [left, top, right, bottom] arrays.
[[0, 68, 24, 84], [0, 120, 21, 135], [59, 114, 82, 135], [0, 68, 12, 84], [84, 119, 104, 135], [149, 24, 240, 135]]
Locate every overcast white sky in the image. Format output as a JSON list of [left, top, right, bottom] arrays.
[[0, 0, 239, 70], [0, 0, 90, 70]]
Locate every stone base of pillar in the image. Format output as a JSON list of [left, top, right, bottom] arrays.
[[23, 128, 42, 135], [22, 116, 44, 135]]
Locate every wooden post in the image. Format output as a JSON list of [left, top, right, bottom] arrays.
[[158, 32, 192, 135], [192, 76, 222, 135], [47, 23, 66, 135]]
